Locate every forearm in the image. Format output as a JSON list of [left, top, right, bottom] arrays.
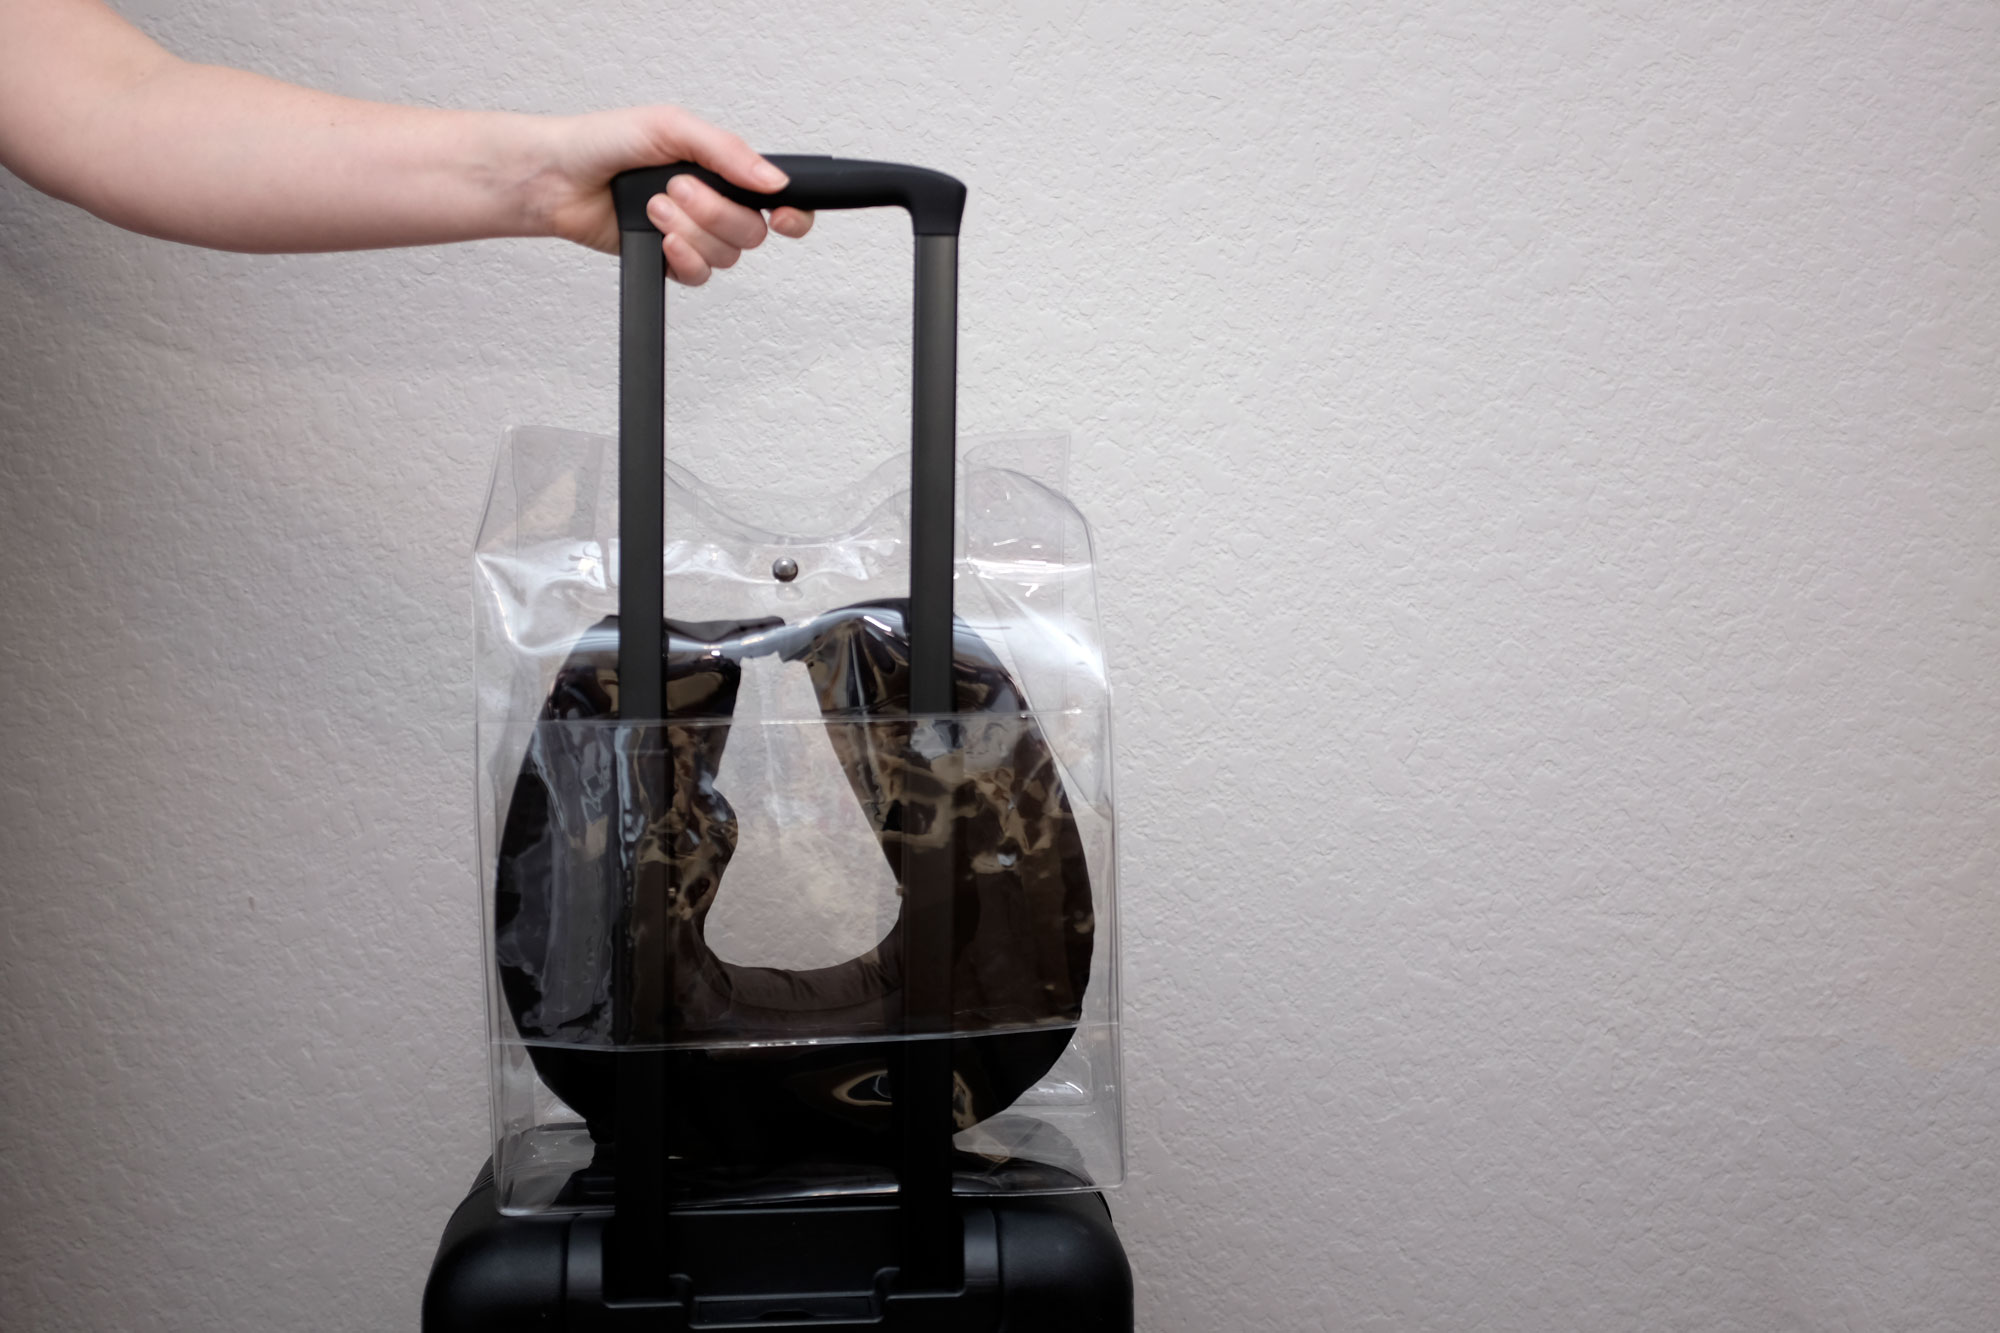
[[15, 62, 552, 253], [0, 0, 554, 252]]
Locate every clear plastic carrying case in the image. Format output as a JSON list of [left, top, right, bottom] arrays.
[[473, 427, 1121, 1215]]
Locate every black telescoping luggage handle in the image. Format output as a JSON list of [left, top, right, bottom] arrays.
[[608, 155, 967, 1295], [610, 155, 965, 722]]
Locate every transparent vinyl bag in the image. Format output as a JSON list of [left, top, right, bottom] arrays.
[[474, 426, 1120, 1213]]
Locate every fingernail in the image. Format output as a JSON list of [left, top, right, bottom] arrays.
[[755, 160, 788, 189]]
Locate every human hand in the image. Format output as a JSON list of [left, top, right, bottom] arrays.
[[531, 105, 814, 284]]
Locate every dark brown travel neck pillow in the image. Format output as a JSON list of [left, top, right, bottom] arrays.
[[494, 600, 1094, 1181]]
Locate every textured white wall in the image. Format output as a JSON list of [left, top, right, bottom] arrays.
[[3, 1, 1997, 1329]]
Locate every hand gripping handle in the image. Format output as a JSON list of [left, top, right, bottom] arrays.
[[612, 156, 966, 236]]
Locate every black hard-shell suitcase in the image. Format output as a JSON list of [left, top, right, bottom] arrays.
[[421, 158, 1133, 1329], [424, 1161, 1132, 1330]]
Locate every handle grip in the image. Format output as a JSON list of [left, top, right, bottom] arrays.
[[612, 155, 966, 236]]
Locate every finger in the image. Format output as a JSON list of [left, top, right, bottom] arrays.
[[665, 174, 770, 252], [769, 207, 815, 239], [655, 106, 788, 195], [661, 231, 711, 286], [647, 195, 743, 273]]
